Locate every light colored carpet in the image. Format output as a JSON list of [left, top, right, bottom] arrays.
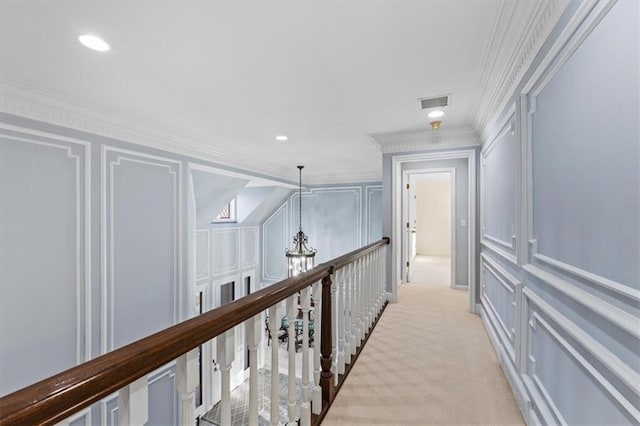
[[410, 255, 451, 286], [323, 283, 524, 425]]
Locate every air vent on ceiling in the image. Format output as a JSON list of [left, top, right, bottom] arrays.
[[419, 94, 451, 110]]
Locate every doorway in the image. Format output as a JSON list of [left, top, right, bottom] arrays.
[[407, 170, 455, 287], [391, 149, 477, 312]]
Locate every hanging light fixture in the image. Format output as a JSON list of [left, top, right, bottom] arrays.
[[286, 165, 316, 277]]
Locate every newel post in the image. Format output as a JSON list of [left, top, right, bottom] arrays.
[[320, 267, 335, 403]]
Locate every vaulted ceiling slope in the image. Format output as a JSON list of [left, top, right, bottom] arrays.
[[0, 1, 568, 184]]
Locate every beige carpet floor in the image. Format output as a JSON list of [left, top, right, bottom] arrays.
[[323, 283, 524, 425], [410, 255, 451, 286]]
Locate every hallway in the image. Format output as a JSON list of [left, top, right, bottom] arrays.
[[323, 282, 523, 425]]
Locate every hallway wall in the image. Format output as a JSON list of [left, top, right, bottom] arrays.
[[479, 1, 639, 424], [416, 178, 451, 256], [0, 113, 295, 424]]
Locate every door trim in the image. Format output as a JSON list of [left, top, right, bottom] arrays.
[[391, 149, 477, 313], [404, 168, 456, 288]]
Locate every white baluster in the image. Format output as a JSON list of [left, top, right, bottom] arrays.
[[118, 376, 148, 426], [312, 280, 322, 414], [337, 268, 346, 375], [350, 261, 358, 356], [331, 271, 338, 385], [344, 263, 353, 361], [300, 286, 311, 426], [359, 256, 366, 342], [177, 348, 198, 426], [217, 330, 235, 426], [286, 294, 297, 426], [246, 315, 261, 426], [369, 253, 377, 329], [268, 303, 281, 425]]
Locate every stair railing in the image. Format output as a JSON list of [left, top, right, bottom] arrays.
[[0, 237, 389, 426]]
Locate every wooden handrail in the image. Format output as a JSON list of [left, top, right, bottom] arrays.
[[0, 237, 390, 426]]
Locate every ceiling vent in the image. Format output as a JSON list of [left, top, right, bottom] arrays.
[[419, 94, 451, 110]]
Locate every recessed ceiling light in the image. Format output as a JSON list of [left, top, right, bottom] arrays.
[[78, 34, 110, 52], [428, 110, 444, 119], [275, 135, 288, 141]]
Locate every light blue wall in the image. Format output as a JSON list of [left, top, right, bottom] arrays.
[[261, 184, 383, 284], [0, 113, 296, 422], [479, 1, 639, 424]]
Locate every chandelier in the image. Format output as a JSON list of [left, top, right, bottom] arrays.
[[286, 165, 316, 277]]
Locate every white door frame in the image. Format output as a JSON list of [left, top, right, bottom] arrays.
[[404, 168, 456, 288], [391, 149, 477, 313]]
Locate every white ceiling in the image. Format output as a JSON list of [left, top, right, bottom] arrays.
[[0, 1, 567, 184]]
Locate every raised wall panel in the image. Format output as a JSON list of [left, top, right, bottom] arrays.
[[66, 408, 91, 426], [522, 288, 639, 425], [480, 254, 520, 362], [148, 367, 178, 426], [242, 227, 258, 268], [102, 147, 181, 352], [212, 228, 240, 276], [526, 0, 639, 289], [365, 185, 383, 243], [101, 394, 119, 426], [481, 111, 517, 262], [262, 204, 288, 281], [0, 126, 90, 396], [290, 187, 361, 263], [196, 230, 209, 281]]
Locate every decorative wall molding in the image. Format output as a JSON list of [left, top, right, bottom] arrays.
[[480, 253, 521, 362], [524, 262, 639, 340], [480, 107, 518, 264], [530, 241, 640, 304], [242, 227, 259, 268], [212, 228, 241, 276], [475, 0, 570, 140], [290, 186, 363, 248], [0, 123, 92, 366], [369, 126, 479, 154], [519, 0, 613, 266], [101, 146, 182, 353], [262, 203, 288, 282], [523, 288, 640, 423], [195, 230, 210, 282], [365, 185, 382, 244]]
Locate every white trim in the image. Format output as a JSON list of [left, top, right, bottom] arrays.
[[480, 107, 518, 266], [476, 0, 570, 140], [195, 229, 210, 281], [211, 228, 241, 276], [56, 407, 91, 426], [290, 186, 363, 248], [101, 146, 182, 353], [519, 0, 616, 265], [262, 203, 288, 282], [481, 240, 518, 266], [533, 251, 640, 303], [524, 288, 640, 423], [0, 123, 92, 364], [391, 149, 477, 312], [241, 227, 259, 268], [364, 185, 383, 244], [524, 263, 640, 340]]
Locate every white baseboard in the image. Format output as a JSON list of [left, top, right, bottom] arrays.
[[480, 305, 531, 422]]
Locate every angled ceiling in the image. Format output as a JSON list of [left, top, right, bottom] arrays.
[[0, 1, 567, 184]]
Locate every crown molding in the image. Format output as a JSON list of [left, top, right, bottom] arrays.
[[0, 79, 302, 181], [470, 0, 570, 138], [0, 79, 383, 185], [369, 126, 480, 154]]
